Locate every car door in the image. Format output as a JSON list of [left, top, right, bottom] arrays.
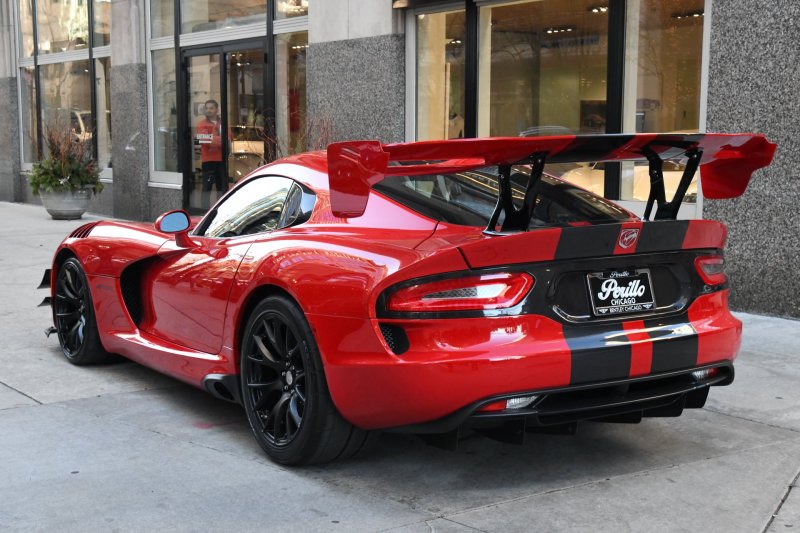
[[142, 175, 297, 354]]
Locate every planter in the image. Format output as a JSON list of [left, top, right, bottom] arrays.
[[39, 188, 93, 220]]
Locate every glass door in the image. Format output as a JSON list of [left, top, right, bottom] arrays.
[[183, 43, 267, 214]]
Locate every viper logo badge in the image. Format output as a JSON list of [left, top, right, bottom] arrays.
[[618, 228, 640, 249]]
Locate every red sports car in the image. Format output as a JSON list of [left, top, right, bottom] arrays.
[[41, 134, 775, 465]]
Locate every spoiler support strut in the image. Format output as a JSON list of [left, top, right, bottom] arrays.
[[644, 148, 703, 221], [487, 152, 547, 233]]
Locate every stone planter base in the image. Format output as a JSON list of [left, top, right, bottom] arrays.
[[39, 188, 93, 220]]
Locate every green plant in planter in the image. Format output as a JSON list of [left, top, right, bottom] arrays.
[[27, 123, 103, 196]]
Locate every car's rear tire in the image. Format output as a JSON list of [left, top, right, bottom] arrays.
[[53, 257, 110, 365], [240, 295, 376, 465]]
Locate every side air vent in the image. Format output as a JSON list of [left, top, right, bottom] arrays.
[[69, 222, 99, 239], [119, 259, 152, 327], [379, 323, 409, 355]]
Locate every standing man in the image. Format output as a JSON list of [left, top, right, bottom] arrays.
[[196, 99, 227, 210]]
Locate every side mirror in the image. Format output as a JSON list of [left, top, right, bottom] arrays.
[[155, 210, 195, 248]]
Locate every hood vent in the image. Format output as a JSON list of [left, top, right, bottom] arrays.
[[69, 222, 99, 239]]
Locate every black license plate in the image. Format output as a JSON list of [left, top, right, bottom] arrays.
[[587, 269, 655, 317]]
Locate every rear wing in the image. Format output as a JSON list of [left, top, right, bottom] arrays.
[[327, 134, 775, 229]]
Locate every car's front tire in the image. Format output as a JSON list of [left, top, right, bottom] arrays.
[[240, 295, 376, 465], [53, 257, 110, 365]]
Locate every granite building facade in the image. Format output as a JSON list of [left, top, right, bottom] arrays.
[[0, 0, 796, 317]]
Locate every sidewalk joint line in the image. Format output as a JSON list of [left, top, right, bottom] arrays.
[[0, 380, 42, 405], [762, 466, 800, 533]]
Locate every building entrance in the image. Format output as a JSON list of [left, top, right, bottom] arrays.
[[181, 42, 268, 213]]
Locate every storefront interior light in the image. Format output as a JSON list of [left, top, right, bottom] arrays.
[[589, 5, 609, 13], [545, 27, 576, 35], [672, 10, 704, 19]]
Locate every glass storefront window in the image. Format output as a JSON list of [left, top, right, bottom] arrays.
[[36, 0, 89, 54], [95, 58, 112, 168], [275, 0, 307, 20], [39, 61, 92, 156], [18, 0, 35, 57], [274, 32, 308, 156], [152, 49, 178, 172], [477, 0, 609, 138], [94, 0, 112, 47], [180, 0, 267, 34], [150, 0, 175, 38], [620, 0, 705, 202], [416, 10, 466, 141], [20, 67, 38, 163]]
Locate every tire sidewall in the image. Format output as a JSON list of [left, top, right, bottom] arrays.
[[56, 257, 101, 364]]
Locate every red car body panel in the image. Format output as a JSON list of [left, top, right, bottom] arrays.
[[48, 134, 774, 432]]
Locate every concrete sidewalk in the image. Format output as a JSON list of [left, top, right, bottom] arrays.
[[0, 201, 798, 532]]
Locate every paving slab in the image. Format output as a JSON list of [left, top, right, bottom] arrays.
[[443, 441, 800, 533], [707, 313, 800, 431], [0, 404, 431, 532]]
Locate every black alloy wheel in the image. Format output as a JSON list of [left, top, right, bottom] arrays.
[[243, 309, 307, 445], [53, 257, 108, 365], [240, 296, 377, 465]]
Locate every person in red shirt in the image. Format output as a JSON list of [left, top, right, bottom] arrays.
[[196, 99, 227, 209]]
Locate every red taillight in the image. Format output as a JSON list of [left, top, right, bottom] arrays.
[[695, 255, 727, 286], [387, 272, 534, 313]]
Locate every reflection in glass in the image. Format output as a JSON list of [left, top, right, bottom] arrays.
[[200, 177, 292, 237], [36, 0, 89, 54], [40, 61, 92, 154], [95, 58, 112, 168], [187, 54, 223, 212], [275, 0, 307, 20], [275, 32, 308, 157], [416, 10, 466, 141], [226, 49, 267, 181], [180, 0, 267, 34], [18, 0, 35, 57], [150, 0, 175, 38], [93, 0, 112, 47], [20, 67, 38, 162], [477, 0, 609, 137], [152, 49, 178, 172], [620, 0, 704, 201]]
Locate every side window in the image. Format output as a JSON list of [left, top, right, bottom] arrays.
[[197, 176, 293, 237]]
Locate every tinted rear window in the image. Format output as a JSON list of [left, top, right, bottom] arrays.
[[373, 169, 631, 228]]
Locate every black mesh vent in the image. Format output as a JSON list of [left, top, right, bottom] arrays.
[[379, 323, 409, 355]]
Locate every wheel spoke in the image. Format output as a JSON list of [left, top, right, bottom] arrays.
[[288, 394, 302, 426], [252, 335, 282, 368], [56, 309, 81, 320], [270, 392, 291, 439], [247, 351, 282, 371], [67, 322, 80, 349]]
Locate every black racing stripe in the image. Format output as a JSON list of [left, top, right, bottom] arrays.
[[563, 324, 631, 385], [555, 225, 621, 260], [644, 319, 698, 373], [636, 220, 689, 253], [548, 135, 637, 164]]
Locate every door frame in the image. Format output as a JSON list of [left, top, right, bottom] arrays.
[[177, 38, 273, 212]]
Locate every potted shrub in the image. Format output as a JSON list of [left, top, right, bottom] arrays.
[[27, 120, 103, 220]]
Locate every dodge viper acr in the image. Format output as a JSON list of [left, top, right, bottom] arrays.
[[41, 134, 775, 465]]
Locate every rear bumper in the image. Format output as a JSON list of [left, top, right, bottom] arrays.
[[391, 362, 733, 434], [310, 290, 740, 430]]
